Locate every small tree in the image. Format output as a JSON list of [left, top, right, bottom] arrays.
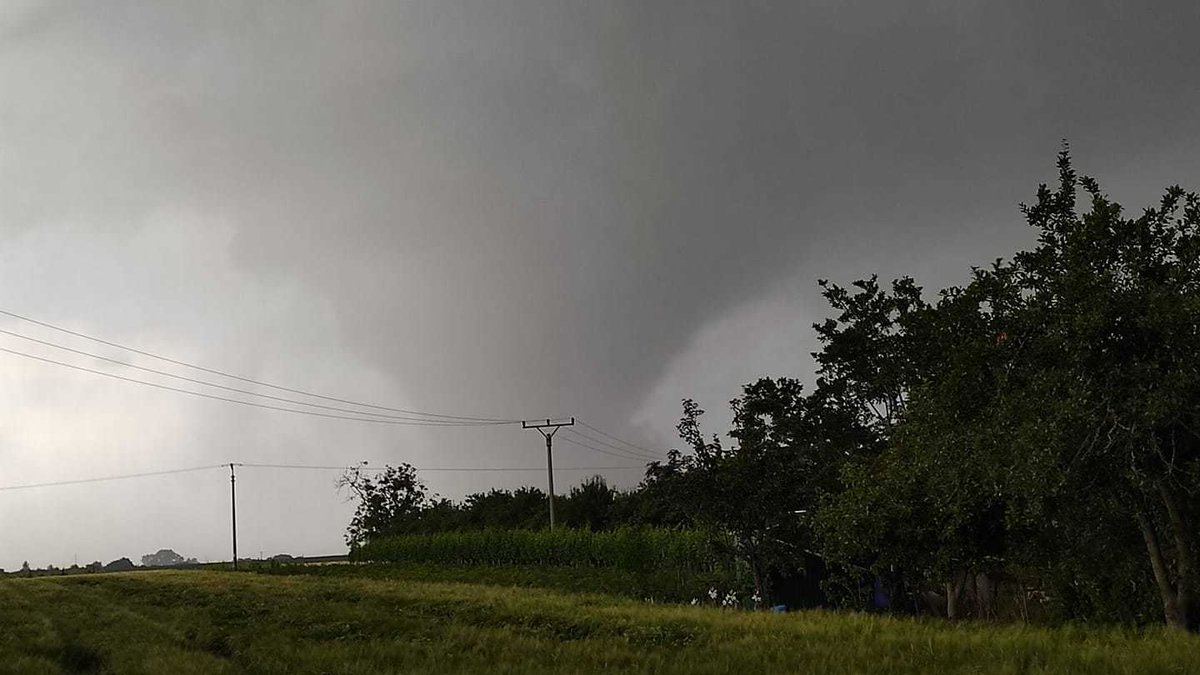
[[666, 384, 849, 605], [338, 463, 429, 548], [462, 487, 548, 529], [141, 549, 187, 567], [560, 476, 618, 530]]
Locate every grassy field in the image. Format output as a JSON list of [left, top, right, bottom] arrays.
[[1, 568, 1196, 674], [256, 560, 733, 603]]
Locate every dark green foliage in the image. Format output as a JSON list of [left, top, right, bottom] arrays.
[[812, 275, 929, 444], [651, 386, 844, 605], [559, 476, 618, 530], [617, 451, 699, 529], [340, 468, 637, 539], [351, 528, 747, 603], [353, 528, 725, 574], [337, 463, 429, 547], [460, 486, 551, 529], [815, 147, 1200, 628]]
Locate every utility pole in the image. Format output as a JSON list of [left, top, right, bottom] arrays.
[[229, 463, 239, 571], [522, 417, 574, 529]]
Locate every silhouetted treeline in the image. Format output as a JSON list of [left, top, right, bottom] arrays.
[[338, 469, 678, 536]]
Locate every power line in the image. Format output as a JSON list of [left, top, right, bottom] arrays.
[[0, 347, 508, 427], [0, 311, 678, 453], [557, 434, 654, 462], [239, 463, 641, 473], [577, 419, 665, 456], [562, 429, 657, 461], [0, 464, 226, 491], [240, 463, 389, 472], [559, 435, 648, 461], [0, 308, 514, 423], [0, 326, 516, 425], [0, 462, 645, 491], [563, 427, 662, 460]]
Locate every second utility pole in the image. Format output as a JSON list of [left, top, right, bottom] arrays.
[[229, 463, 239, 570], [522, 418, 574, 528]]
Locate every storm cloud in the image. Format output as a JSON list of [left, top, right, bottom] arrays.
[[2, 1, 1198, 569]]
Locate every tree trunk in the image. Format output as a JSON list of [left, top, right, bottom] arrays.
[[974, 572, 994, 620], [751, 564, 765, 606], [945, 572, 966, 620], [1136, 509, 1187, 630], [1160, 486, 1193, 631]]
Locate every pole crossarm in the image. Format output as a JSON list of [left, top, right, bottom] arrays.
[[521, 418, 575, 431], [521, 417, 574, 529]]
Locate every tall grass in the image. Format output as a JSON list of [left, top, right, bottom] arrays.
[[350, 528, 746, 601], [352, 528, 723, 574], [3, 570, 1197, 674]]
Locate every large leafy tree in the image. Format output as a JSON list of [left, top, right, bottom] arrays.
[[820, 148, 1199, 629], [811, 148, 1195, 624], [819, 287, 1083, 620], [1002, 151, 1200, 629]]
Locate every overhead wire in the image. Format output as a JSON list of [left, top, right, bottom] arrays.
[[0, 310, 675, 464], [562, 427, 662, 461], [0, 311, 679, 454], [0, 347, 508, 427], [0, 326, 516, 425], [0, 308, 514, 423], [576, 419, 665, 456], [0, 464, 226, 491], [0, 462, 646, 491], [238, 463, 642, 473], [556, 434, 654, 462]]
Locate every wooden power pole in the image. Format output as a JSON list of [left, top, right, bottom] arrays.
[[229, 463, 239, 570], [522, 418, 574, 528]]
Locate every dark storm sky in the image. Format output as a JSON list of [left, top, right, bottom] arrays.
[[1, 1, 1198, 568]]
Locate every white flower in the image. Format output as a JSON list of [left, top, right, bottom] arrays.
[[690, 598, 699, 606], [708, 588, 719, 600], [751, 592, 762, 605]]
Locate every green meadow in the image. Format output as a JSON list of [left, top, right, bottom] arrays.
[[1, 568, 1196, 674]]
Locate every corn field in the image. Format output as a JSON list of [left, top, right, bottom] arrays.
[[351, 528, 731, 576]]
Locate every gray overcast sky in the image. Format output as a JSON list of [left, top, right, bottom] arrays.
[[2, 0, 1198, 570]]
